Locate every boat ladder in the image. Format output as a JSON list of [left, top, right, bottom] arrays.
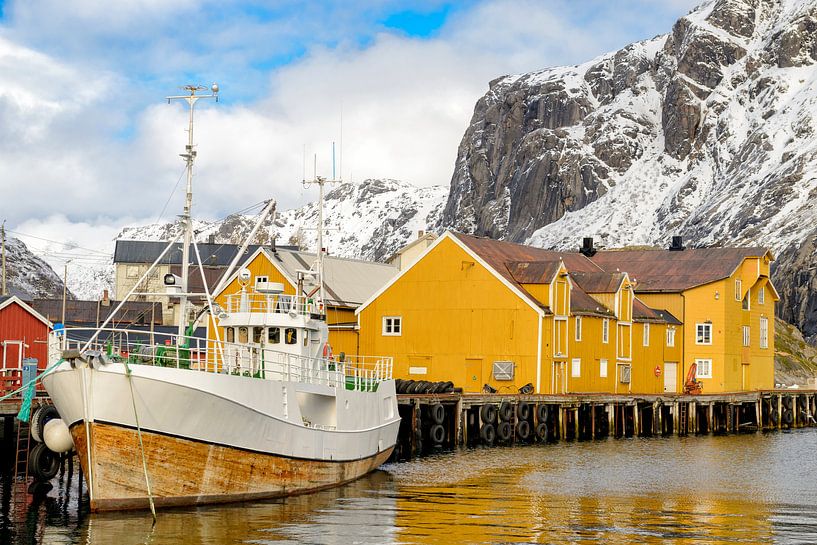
[[678, 402, 688, 436], [14, 419, 31, 481]]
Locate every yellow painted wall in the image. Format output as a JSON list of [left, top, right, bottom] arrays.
[[637, 293, 685, 322], [629, 322, 672, 394], [358, 236, 543, 393], [564, 315, 618, 393]]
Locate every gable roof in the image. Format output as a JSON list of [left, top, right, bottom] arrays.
[[570, 271, 627, 294], [505, 260, 562, 284], [114, 240, 265, 267], [590, 247, 771, 293], [216, 247, 397, 308], [32, 299, 163, 326], [0, 296, 52, 328]]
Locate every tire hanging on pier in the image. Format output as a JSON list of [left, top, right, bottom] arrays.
[[429, 424, 445, 445], [536, 404, 549, 424], [516, 420, 531, 441], [499, 401, 513, 422], [517, 403, 531, 421], [783, 409, 793, 426], [30, 405, 60, 444], [29, 443, 59, 481], [480, 423, 495, 446], [497, 421, 512, 442], [535, 422, 548, 441], [430, 403, 445, 425], [480, 404, 497, 424]]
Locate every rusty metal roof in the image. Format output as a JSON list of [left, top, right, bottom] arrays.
[[590, 247, 770, 292], [570, 271, 626, 294], [453, 233, 613, 315]]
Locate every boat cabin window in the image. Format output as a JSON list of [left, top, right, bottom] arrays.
[[253, 327, 263, 344], [238, 327, 248, 344], [285, 327, 297, 345], [226, 328, 234, 343], [268, 327, 280, 344], [303, 330, 308, 346]]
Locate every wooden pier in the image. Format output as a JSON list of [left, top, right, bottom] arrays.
[[392, 391, 817, 460]]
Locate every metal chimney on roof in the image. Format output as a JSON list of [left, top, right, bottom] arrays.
[[669, 236, 685, 251], [579, 237, 596, 257], [208, 233, 215, 244]]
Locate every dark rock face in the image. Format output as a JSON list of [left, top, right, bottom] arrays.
[[5, 237, 71, 300], [440, 0, 817, 339]]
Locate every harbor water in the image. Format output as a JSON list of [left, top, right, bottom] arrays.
[[3, 429, 817, 544]]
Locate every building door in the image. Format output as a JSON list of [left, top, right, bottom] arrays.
[[465, 358, 483, 393], [664, 362, 677, 393], [553, 361, 566, 394], [2, 341, 23, 369]]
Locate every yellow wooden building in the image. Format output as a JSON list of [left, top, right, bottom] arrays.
[[211, 246, 397, 356], [356, 232, 776, 395]]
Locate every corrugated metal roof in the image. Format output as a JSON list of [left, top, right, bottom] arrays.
[[32, 299, 163, 325], [505, 261, 561, 284], [452, 233, 613, 315], [114, 240, 263, 266], [263, 249, 398, 307], [570, 271, 626, 294], [590, 247, 770, 292]]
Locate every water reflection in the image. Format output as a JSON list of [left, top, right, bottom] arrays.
[[2, 430, 817, 544]]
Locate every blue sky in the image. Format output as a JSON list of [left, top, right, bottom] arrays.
[[0, 0, 699, 256]]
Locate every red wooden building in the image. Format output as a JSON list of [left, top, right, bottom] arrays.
[[0, 295, 52, 371]]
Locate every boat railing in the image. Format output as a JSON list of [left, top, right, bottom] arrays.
[[224, 293, 318, 316], [49, 328, 393, 391]]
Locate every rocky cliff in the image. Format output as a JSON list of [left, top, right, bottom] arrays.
[[440, 0, 817, 340], [3, 236, 71, 300]]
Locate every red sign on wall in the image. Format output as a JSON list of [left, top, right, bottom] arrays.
[[654, 365, 662, 377]]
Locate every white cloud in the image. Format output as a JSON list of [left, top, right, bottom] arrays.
[[1, 0, 696, 250]]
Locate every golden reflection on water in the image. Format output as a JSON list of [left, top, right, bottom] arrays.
[[6, 430, 817, 544]]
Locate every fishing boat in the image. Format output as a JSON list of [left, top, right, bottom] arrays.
[[41, 85, 400, 512]]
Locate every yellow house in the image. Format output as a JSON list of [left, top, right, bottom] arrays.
[[591, 244, 778, 392], [212, 246, 397, 356]]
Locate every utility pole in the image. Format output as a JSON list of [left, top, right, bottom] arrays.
[[166, 83, 219, 342], [1, 220, 6, 296], [61, 260, 71, 325]]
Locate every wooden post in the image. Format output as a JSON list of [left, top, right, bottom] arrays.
[[608, 403, 615, 438], [777, 395, 783, 430], [755, 399, 762, 431], [456, 398, 464, 448], [633, 404, 640, 437], [591, 404, 596, 439], [411, 400, 419, 457], [574, 407, 580, 440], [655, 401, 662, 435], [558, 405, 565, 441]]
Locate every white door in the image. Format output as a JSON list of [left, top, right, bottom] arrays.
[[664, 362, 677, 393]]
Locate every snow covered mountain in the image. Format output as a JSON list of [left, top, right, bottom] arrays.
[[119, 178, 447, 262], [3, 236, 72, 300], [439, 0, 817, 340]]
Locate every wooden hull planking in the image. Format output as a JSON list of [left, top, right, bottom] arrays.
[[72, 421, 394, 512]]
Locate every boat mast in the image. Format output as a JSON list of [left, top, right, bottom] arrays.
[[166, 84, 219, 341], [302, 154, 340, 313]]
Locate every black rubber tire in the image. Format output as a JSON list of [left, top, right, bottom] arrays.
[[799, 396, 807, 410], [442, 381, 455, 393], [783, 410, 793, 425], [535, 422, 548, 441], [31, 405, 60, 444], [480, 424, 495, 446], [516, 420, 531, 441], [430, 403, 445, 425], [783, 396, 793, 409], [29, 443, 59, 481], [497, 421, 512, 442], [517, 403, 531, 421], [770, 410, 779, 425], [499, 401, 513, 422], [480, 404, 497, 424], [429, 424, 445, 444], [536, 404, 549, 423]]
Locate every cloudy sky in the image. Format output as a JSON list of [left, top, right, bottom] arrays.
[[1, 0, 698, 263]]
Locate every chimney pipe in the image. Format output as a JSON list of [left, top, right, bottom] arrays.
[[669, 236, 685, 251], [418, 230, 424, 238], [579, 237, 596, 257], [208, 233, 215, 245], [101, 289, 110, 307]]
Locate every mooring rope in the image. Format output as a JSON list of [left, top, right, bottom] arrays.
[[0, 358, 67, 422], [124, 360, 158, 524]]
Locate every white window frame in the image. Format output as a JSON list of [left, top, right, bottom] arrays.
[[742, 325, 750, 347], [643, 323, 650, 347], [696, 323, 712, 345], [382, 316, 402, 336], [571, 358, 581, 378], [602, 318, 609, 344], [735, 279, 742, 301], [599, 358, 608, 378], [255, 275, 269, 285], [575, 316, 582, 342], [758, 286, 765, 305], [760, 317, 768, 349], [666, 328, 675, 347], [695, 358, 712, 379]]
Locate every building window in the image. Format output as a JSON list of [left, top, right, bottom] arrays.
[[575, 316, 582, 342], [382, 316, 402, 336], [238, 327, 248, 344], [758, 286, 765, 305], [695, 358, 712, 379], [742, 326, 750, 347], [253, 327, 263, 344], [643, 323, 650, 346], [742, 294, 750, 311], [571, 358, 581, 378], [268, 327, 280, 344], [226, 328, 235, 343], [255, 275, 268, 285], [285, 327, 297, 344], [666, 328, 675, 347], [696, 323, 712, 345], [735, 279, 742, 301], [602, 319, 609, 344], [126, 265, 140, 279], [760, 317, 768, 349], [600, 359, 608, 378]]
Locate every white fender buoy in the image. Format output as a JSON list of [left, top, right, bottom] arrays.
[[43, 418, 74, 453]]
